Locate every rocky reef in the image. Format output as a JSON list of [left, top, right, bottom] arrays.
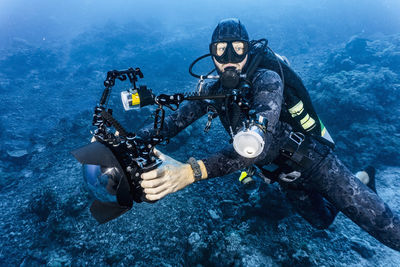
[[0, 24, 399, 266], [309, 35, 400, 170]]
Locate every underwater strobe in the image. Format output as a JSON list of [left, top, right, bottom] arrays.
[[232, 114, 267, 158]]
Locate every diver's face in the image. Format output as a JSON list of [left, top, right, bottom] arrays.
[[213, 55, 248, 73]]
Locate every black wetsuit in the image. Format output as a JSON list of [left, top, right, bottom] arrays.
[[139, 69, 400, 251]]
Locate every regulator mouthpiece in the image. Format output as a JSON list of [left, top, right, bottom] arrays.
[[233, 125, 265, 158], [221, 67, 240, 89]]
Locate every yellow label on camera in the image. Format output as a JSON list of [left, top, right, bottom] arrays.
[[131, 92, 140, 106]]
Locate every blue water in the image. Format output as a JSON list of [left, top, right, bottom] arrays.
[[1, 0, 399, 266]]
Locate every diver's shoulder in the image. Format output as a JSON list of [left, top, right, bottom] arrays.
[[252, 68, 282, 91]]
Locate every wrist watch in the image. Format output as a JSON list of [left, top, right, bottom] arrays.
[[187, 157, 202, 182]]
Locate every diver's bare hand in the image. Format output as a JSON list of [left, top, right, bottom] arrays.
[[141, 149, 196, 201]]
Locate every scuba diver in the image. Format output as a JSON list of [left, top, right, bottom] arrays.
[[136, 18, 400, 251], [85, 18, 398, 251]]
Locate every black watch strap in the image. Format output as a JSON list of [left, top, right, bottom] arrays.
[[187, 157, 202, 182]]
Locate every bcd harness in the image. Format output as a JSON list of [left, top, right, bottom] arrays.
[[255, 43, 335, 183], [199, 39, 335, 184]]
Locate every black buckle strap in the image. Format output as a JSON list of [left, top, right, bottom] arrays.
[[281, 132, 306, 158], [278, 131, 313, 172], [262, 133, 327, 184], [289, 132, 305, 147]]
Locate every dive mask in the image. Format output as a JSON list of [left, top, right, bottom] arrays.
[[210, 40, 249, 64]]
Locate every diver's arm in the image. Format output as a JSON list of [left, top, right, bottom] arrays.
[[141, 149, 208, 201], [202, 69, 284, 178], [140, 70, 282, 200], [137, 97, 208, 141]]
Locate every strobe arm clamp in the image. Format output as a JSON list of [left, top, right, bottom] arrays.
[[94, 68, 146, 129], [155, 93, 185, 111], [104, 68, 143, 89], [231, 89, 250, 111], [100, 68, 144, 106]]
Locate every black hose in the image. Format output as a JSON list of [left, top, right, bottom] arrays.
[[189, 53, 212, 78], [245, 39, 268, 79], [268, 46, 285, 91], [205, 68, 216, 77]]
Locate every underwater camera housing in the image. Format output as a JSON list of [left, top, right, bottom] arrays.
[[71, 68, 226, 223], [71, 68, 165, 224], [71, 66, 265, 224]]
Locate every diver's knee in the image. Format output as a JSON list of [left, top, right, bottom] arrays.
[[307, 209, 337, 230], [298, 212, 336, 230], [311, 218, 334, 230]]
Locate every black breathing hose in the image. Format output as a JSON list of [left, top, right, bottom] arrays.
[[245, 39, 268, 80], [189, 53, 212, 78], [268, 46, 285, 91]]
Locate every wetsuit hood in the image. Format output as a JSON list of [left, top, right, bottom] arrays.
[[211, 18, 249, 43], [210, 18, 250, 89]]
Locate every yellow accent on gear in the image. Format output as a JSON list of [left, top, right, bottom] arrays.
[[131, 92, 140, 106], [300, 114, 316, 131], [288, 101, 304, 117], [239, 171, 248, 182], [321, 126, 326, 136]]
